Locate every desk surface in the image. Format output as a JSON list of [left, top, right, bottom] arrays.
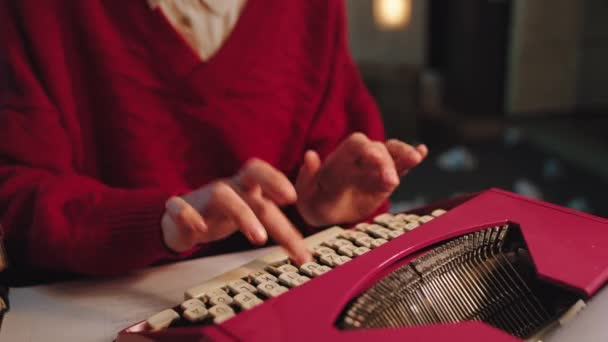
[[0, 247, 271, 342]]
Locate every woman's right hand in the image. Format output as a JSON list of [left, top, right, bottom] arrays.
[[160, 158, 312, 264]]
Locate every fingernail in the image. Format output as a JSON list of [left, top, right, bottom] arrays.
[[407, 147, 422, 161], [194, 220, 207, 233], [254, 224, 268, 242], [383, 169, 400, 185]]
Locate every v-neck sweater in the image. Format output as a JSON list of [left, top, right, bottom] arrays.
[[0, 0, 385, 276]]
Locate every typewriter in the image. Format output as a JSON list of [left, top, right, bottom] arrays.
[[117, 188, 608, 341]]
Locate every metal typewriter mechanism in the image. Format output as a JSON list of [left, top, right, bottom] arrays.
[[118, 189, 608, 342]]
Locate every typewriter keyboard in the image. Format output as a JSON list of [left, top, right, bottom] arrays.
[[144, 209, 447, 331]]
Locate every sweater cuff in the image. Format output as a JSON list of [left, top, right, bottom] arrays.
[[86, 189, 178, 273]]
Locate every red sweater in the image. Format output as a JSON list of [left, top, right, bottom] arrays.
[[0, 0, 384, 276]]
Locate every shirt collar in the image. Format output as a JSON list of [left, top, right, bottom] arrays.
[[147, 0, 238, 15]]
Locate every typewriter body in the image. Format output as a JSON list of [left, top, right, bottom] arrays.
[[118, 188, 608, 341]]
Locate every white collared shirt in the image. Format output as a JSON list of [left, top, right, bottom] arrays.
[[148, 0, 246, 61]]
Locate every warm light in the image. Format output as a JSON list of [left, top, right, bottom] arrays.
[[373, 0, 412, 30]]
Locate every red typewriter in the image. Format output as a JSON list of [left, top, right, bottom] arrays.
[[118, 188, 608, 341]]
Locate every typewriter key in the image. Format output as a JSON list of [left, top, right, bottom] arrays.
[[431, 209, 447, 217], [250, 271, 278, 285], [180, 298, 205, 311], [366, 225, 391, 239], [319, 253, 351, 267], [146, 309, 179, 331], [418, 215, 434, 223], [234, 293, 263, 310], [311, 265, 332, 276], [386, 221, 408, 231], [403, 222, 420, 231], [313, 246, 335, 257], [388, 230, 404, 239], [354, 222, 371, 231], [209, 304, 235, 324], [352, 246, 371, 256], [228, 279, 257, 294], [371, 238, 388, 248], [404, 214, 420, 222], [332, 239, 354, 249], [338, 244, 357, 257], [354, 236, 373, 248], [207, 289, 234, 306], [183, 306, 209, 322], [279, 272, 310, 287], [257, 281, 289, 298], [299, 262, 323, 277], [373, 213, 396, 225], [276, 264, 299, 274]]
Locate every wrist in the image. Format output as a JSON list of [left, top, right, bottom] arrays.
[[160, 210, 188, 253]]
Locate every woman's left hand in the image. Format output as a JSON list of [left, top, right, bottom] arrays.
[[295, 132, 427, 227]]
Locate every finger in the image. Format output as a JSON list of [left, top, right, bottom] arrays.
[[235, 158, 297, 205], [165, 196, 208, 234], [245, 193, 312, 265], [295, 150, 321, 191], [385, 139, 424, 175], [206, 182, 268, 245], [356, 141, 400, 188], [416, 144, 429, 159]]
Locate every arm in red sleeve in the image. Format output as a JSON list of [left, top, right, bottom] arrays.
[[0, 3, 175, 276]]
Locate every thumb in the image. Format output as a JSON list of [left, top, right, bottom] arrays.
[[295, 150, 322, 192]]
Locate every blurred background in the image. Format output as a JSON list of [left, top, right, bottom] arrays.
[[346, 0, 608, 217]]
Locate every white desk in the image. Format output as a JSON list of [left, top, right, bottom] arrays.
[[0, 247, 272, 342]]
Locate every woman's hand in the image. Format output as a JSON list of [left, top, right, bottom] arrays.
[[295, 133, 427, 227], [160, 158, 312, 264]]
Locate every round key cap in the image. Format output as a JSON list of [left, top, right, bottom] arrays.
[[227, 279, 257, 294], [338, 244, 356, 257], [234, 292, 263, 310], [208, 293, 234, 306], [332, 239, 354, 249], [388, 230, 404, 239], [353, 246, 371, 256], [431, 209, 447, 217], [183, 306, 208, 322], [276, 264, 299, 274], [312, 265, 332, 276], [320, 253, 351, 267], [354, 236, 373, 248], [387, 221, 407, 230], [371, 238, 388, 248], [208, 304, 235, 324], [339, 231, 357, 240], [250, 271, 278, 285], [146, 309, 179, 331], [300, 262, 323, 277], [257, 281, 289, 298], [354, 222, 371, 231], [404, 222, 420, 231], [404, 214, 420, 222], [313, 246, 335, 257], [366, 225, 391, 239], [180, 298, 205, 311], [394, 214, 409, 222], [373, 213, 395, 225], [418, 215, 434, 223]]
